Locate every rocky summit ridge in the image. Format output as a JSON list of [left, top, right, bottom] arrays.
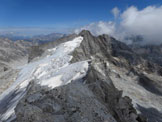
[[0, 30, 162, 122]]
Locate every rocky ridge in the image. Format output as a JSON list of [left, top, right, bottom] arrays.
[[72, 30, 162, 122], [13, 30, 162, 122]]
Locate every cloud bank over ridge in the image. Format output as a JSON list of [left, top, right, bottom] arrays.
[[75, 6, 162, 44]]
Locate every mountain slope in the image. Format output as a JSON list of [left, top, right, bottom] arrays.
[[0, 30, 161, 122], [0, 38, 32, 63], [131, 44, 162, 66], [71, 30, 162, 122], [0, 38, 34, 97]]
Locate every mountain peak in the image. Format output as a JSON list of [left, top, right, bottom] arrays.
[[79, 30, 92, 36]]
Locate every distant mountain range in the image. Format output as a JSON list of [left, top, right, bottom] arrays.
[[0, 32, 66, 44], [26, 33, 66, 44]]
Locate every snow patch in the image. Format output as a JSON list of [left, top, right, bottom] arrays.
[[38, 61, 88, 89]]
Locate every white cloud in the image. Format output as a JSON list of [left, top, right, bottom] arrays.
[[111, 7, 120, 19], [75, 6, 162, 44], [121, 6, 162, 44], [75, 21, 116, 36]]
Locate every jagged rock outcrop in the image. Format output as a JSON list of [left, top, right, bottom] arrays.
[[71, 30, 140, 65], [72, 30, 162, 74]]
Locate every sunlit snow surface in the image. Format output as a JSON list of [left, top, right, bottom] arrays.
[[0, 36, 89, 121]]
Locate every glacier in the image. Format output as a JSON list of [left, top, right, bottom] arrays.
[[0, 36, 89, 122]]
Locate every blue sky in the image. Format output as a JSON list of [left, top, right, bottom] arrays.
[[0, 0, 162, 35]]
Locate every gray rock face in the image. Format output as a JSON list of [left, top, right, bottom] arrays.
[[72, 30, 162, 73]]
